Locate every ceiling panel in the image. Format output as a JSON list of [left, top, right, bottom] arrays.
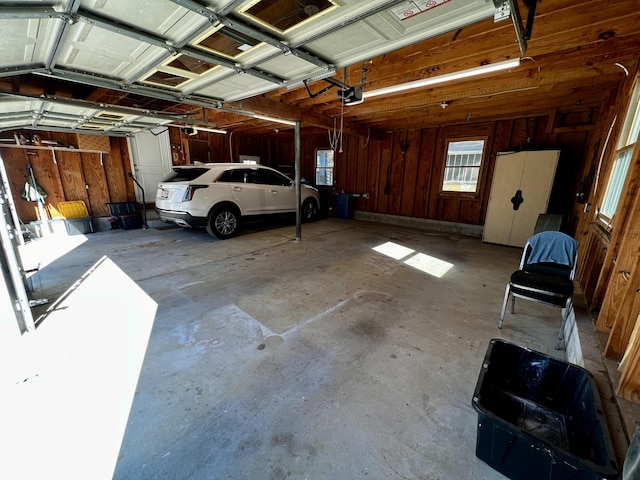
[[305, 0, 494, 67], [82, 0, 207, 40], [0, 0, 637, 136]]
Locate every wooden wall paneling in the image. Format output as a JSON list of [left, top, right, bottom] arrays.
[[168, 127, 186, 165], [437, 197, 461, 223], [458, 198, 482, 224], [345, 135, 359, 193], [482, 120, 513, 222], [377, 146, 392, 214], [578, 226, 610, 306], [334, 148, 347, 194], [365, 138, 382, 213], [30, 149, 66, 218], [355, 136, 369, 195], [188, 139, 209, 163], [55, 150, 90, 206], [209, 133, 228, 162], [120, 138, 136, 202], [413, 127, 436, 219], [595, 146, 640, 331], [509, 118, 533, 150], [597, 233, 639, 333], [617, 313, 640, 402], [603, 171, 640, 356], [427, 129, 444, 219], [1, 147, 32, 222], [388, 133, 405, 215], [399, 129, 421, 217], [605, 243, 640, 361], [548, 132, 588, 223], [104, 138, 130, 203], [81, 152, 110, 217], [532, 116, 554, 147]]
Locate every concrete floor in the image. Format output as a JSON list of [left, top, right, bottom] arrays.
[[2, 218, 629, 479]]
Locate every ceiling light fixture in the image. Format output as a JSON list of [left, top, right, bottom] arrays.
[[196, 126, 227, 134], [362, 58, 521, 100], [178, 125, 227, 135], [253, 114, 296, 126]]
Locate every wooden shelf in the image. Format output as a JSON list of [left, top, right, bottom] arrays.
[[0, 144, 108, 154]]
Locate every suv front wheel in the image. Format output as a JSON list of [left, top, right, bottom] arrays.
[[207, 206, 240, 239], [302, 198, 319, 222]]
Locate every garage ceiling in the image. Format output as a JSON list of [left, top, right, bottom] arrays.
[[0, 0, 639, 137]]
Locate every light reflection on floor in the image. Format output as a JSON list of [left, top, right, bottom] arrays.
[[372, 241, 453, 278], [1, 256, 157, 480]]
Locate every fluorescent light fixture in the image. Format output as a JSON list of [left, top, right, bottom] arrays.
[[178, 125, 227, 134], [253, 114, 296, 126], [195, 126, 227, 134], [363, 58, 521, 99]]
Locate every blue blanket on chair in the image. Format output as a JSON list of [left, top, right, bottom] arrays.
[[527, 231, 578, 266]]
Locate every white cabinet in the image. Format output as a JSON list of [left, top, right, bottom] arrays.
[[483, 150, 560, 247]]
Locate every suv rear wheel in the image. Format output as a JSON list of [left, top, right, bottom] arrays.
[[302, 198, 319, 222], [207, 206, 240, 239]]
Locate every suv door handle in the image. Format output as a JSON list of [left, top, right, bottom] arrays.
[[270, 190, 278, 194], [232, 186, 242, 191]]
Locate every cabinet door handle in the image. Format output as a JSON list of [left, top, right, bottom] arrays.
[[510, 189, 524, 211]]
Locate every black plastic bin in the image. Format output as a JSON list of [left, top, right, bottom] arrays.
[[336, 194, 354, 219], [106, 202, 142, 230], [472, 339, 618, 480]]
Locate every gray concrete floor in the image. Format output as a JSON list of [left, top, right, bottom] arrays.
[[3, 218, 626, 479]]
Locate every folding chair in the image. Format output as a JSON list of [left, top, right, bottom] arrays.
[[498, 231, 578, 349]]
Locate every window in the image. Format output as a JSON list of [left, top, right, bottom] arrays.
[[598, 80, 640, 224], [442, 139, 485, 193], [316, 149, 334, 186]]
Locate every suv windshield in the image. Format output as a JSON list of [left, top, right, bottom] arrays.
[[162, 167, 209, 182]]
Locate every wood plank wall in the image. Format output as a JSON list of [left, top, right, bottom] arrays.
[[1, 131, 133, 222], [236, 114, 594, 232]]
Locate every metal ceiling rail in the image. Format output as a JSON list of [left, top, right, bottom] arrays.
[[0, 65, 46, 78], [33, 68, 271, 119], [45, 0, 82, 70], [0, 92, 186, 124], [0, 6, 68, 20], [0, 92, 241, 135]]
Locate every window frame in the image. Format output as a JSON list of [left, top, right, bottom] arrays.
[[597, 78, 640, 227], [315, 148, 335, 187], [440, 137, 487, 197]]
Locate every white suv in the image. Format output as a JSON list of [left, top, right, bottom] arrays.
[[155, 163, 320, 239]]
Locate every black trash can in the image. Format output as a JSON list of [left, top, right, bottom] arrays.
[[472, 339, 618, 480], [106, 202, 142, 230]]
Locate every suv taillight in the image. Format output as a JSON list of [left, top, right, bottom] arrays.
[[182, 185, 207, 202]]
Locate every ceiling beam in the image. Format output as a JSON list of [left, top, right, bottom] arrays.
[[230, 95, 387, 140]]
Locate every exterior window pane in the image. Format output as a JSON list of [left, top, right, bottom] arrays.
[[442, 140, 485, 193], [599, 79, 640, 224], [316, 149, 334, 186], [600, 149, 632, 219]]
